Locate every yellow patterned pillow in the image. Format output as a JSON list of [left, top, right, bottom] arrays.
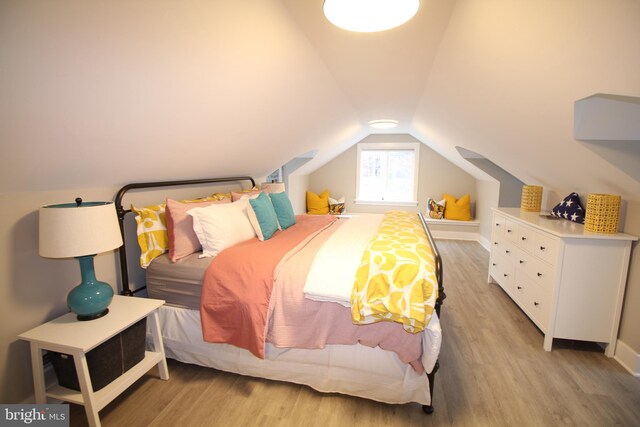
[[131, 203, 168, 268], [209, 192, 232, 201], [132, 196, 223, 268]]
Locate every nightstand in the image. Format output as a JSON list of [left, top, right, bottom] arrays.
[[19, 295, 169, 427]]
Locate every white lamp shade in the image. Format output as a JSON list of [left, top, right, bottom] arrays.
[[39, 201, 123, 258], [261, 182, 286, 193]]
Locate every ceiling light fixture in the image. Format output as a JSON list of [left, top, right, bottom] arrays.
[[368, 119, 399, 129], [323, 0, 420, 33]]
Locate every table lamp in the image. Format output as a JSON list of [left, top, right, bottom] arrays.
[[39, 198, 123, 320]]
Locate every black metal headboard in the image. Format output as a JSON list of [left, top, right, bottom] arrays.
[[114, 176, 256, 296]]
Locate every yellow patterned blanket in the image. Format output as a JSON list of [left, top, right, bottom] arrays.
[[350, 211, 438, 333]]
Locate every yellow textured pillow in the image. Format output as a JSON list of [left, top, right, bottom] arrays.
[[306, 190, 330, 215], [443, 193, 472, 221], [209, 192, 232, 201], [131, 203, 168, 268]]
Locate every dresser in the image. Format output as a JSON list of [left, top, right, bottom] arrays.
[[488, 207, 637, 356]]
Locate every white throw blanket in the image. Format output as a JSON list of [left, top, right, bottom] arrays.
[[303, 214, 383, 307]]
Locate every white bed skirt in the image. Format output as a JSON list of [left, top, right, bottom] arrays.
[[151, 305, 440, 405]]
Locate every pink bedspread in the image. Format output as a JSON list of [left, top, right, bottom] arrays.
[[200, 214, 424, 372], [268, 218, 425, 373], [200, 214, 336, 358]]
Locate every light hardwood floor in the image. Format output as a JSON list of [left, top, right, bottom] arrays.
[[70, 240, 640, 426]]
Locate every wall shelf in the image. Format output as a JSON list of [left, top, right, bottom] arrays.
[[574, 94, 640, 142]]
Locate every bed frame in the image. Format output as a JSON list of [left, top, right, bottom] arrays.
[[113, 176, 444, 414]]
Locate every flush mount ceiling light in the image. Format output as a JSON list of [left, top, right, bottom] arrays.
[[323, 0, 420, 32], [368, 119, 399, 129], [323, 0, 420, 33]]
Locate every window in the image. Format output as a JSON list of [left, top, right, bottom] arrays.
[[356, 142, 420, 205]]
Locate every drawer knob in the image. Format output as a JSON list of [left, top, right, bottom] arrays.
[[519, 260, 524, 264], [507, 229, 512, 233], [534, 302, 540, 306], [503, 274, 508, 277], [505, 250, 510, 254], [496, 223, 500, 227], [494, 242, 498, 245], [517, 286, 522, 290], [521, 237, 527, 241], [492, 263, 496, 266], [540, 246, 546, 251], [537, 272, 542, 277]]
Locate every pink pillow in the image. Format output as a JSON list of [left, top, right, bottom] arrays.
[[166, 198, 230, 262], [231, 190, 263, 202]]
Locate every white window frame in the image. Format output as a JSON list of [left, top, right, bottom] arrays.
[[355, 142, 420, 206]]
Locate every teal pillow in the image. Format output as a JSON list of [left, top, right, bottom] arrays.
[[269, 192, 296, 230], [248, 193, 279, 240]]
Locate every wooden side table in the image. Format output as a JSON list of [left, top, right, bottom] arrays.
[[19, 295, 169, 427]]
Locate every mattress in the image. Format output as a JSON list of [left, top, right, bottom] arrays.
[[152, 304, 438, 405], [146, 252, 211, 309]]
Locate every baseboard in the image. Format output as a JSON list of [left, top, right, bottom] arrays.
[[478, 235, 491, 251], [20, 360, 63, 404], [422, 218, 480, 227], [614, 340, 640, 377], [428, 230, 490, 251], [429, 230, 481, 241]]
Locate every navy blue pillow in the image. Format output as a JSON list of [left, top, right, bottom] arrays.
[[551, 192, 585, 223]]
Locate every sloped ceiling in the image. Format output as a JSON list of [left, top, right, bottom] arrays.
[[410, 0, 640, 200], [1, 0, 640, 199]]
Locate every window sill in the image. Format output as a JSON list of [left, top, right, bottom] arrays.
[[354, 200, 419, 207]]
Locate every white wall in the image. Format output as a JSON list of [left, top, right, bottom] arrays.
[[413, 0, 640, 197], [475, 179, 500, 248], [616, 201, 640, 353], [308, 134, 478, 215], [0, 0, 360, 195], [287, 174, 310, 215]]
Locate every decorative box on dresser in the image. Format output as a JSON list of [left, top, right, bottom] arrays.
[[488, 207, 637, 356]]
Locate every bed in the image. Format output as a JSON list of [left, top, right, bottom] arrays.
[[114, 176, 445, 414]]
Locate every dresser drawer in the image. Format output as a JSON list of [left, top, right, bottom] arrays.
[[504, 219, 519, 244], [526, 280, 551, 332], [516, 224, 537, 254], [491, 238, 516, 261], [516, 251, 555, 290], [534, 232, 559, 264], [491, 256, 515, 294], [492, 213, 507, 240], [513, 272, 551, 332]]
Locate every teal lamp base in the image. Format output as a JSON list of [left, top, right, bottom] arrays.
[[68, 255, 114, 321], [76, 308, 109, 321]]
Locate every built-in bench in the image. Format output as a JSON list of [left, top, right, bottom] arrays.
[[421, 217, 481, 241], [339, 213, 482, 242]]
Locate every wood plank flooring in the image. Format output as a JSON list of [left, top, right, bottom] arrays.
[[70, 240, 640, 426]]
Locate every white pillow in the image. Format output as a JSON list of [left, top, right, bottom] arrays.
[[187, 198, 256, 258]]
